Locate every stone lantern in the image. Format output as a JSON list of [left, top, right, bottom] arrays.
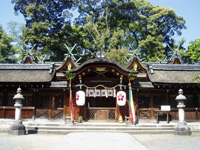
[[174, 89, 191, 135], [9, 87, 26, 135]]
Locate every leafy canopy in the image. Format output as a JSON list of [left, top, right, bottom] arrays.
[[0, 25, 16, 63], [10, 0, 186, 64]]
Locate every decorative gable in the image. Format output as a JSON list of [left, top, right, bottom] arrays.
[[126, 56, 147, 73], [57, 57, 79, 72], [55, 57, 79, 81], [126, 56, 148, 81]]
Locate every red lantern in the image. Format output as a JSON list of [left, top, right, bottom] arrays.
[[76, 91, 85, 106], [117, 91, 126, 106]]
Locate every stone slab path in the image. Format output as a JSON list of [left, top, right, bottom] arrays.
[[48, 133, 148, 150]]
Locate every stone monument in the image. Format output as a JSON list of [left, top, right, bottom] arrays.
[[9, 87, 26, 135], [174, 89, 191, 135]]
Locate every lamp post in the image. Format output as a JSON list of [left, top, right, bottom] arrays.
[[9, 87, 26, 135], [174, 89, 191, 135]]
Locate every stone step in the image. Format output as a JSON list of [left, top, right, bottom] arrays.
[[26, 129, 174, 135], [25, 124, 174, 135], [24, 122, 175, 127], [26, 125, 174, 130]]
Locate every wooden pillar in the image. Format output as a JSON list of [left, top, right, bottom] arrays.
[[33, 92, 36, 119], [150, 95, 154, 120], [118, 106, 123, 122], [48, 95, 52, 120], [83, 104, 86, 120], [78, 106, 83, 122], [165, 91, 169, 105], [63, 92, 67, 119], [135, 93, 139, 119], [116, 98, 119, 120], [52, 95, 55, 109], [3, 107, 6, 118]]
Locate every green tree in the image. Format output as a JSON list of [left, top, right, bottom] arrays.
[[132, 0, 186, 59], [11, 0, 186, 64], [76, 0, 137, 52], [184, 39, 200, 63], [139, 35, 165, 62], [12, 0, 75, 59], [193, 74, 200, 84], [75, 0, 186, 62], [7, 21, 25, 43], [105, 48, 129, 66], [12, 0, 74, 32], [7, 21, 26, 61], [0, 25, 16, 63]]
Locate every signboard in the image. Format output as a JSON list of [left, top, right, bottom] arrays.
[[161, 105, 171, 111]]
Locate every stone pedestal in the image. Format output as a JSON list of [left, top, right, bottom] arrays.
[[174, 121, 191, 136], [9, 120, 26, 135]]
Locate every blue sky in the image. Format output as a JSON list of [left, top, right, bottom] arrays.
[[0, 0, 200, 48]]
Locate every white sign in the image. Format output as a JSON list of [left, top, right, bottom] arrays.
[[161, 105, 171, 111]]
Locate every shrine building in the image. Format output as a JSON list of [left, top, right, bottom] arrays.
[[0, 51, 200, 123]]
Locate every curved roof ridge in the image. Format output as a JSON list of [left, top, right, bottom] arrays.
[[74, 57, 129, 72]]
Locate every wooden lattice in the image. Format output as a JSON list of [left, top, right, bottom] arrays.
[[87, 108, 115, 120]]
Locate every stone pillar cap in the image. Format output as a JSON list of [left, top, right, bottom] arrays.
[[175, 89, 186, 101], [13, 87, 24, 100]]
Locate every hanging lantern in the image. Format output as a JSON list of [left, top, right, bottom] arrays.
[[76, 91, 85, 106], [117, 91, 126, 106]]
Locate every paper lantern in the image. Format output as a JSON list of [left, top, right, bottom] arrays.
[[117, 91, 126, 106], [76, 91, 85, 106]]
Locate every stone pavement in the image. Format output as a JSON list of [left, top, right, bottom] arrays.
[[48, 133, 147, 150], [1, 132, 200, 150], [132, 134, 200, 150]]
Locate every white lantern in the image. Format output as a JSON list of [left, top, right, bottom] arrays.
[[117, 91, 126, 106], [76, 91, 85, 106]]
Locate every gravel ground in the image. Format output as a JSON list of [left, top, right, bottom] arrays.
[[0, 133, 65, 150], [132, 134, 200, 150]]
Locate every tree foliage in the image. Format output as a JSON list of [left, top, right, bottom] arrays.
[[10, 0, 186, 64], [11, 0, 74, 60], [105, 48, 129, 66], [12, 0, 74, 31], [0, 25, 16, 63], [184, 39, 200, 64], [193, 73, 200, 84]]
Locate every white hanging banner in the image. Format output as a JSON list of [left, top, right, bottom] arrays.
[[89, 89, 95, 97], [101, 89, 106, 97], [117, 91, 126, 106], [108, 90, 113, 97], [95, 89, 101, 97], [76, 91, 85, 106]]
